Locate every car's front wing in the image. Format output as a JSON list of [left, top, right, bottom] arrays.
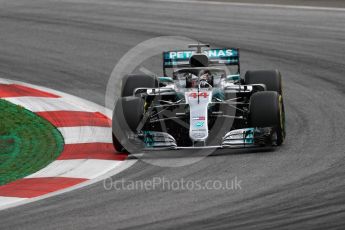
[[137, 127, 276, 150]]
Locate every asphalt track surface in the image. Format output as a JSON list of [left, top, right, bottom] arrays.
[[1, 0, 345, 229]]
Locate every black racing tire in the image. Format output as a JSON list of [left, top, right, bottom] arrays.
[[112, 133, 125, 153], [245, 70, 282, 94], [112, 96, 145, 152], [122, 74, 158, 97], [249, 91, 285, 145]]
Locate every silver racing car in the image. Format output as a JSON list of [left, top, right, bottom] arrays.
[[112, 44, 285, 153]]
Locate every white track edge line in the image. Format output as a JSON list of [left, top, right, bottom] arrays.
[[153, 0, 345, 12], [58, 126, 113, 144], [26, 159, 124, 179]]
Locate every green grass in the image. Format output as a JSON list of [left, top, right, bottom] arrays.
[[0, 99, 64, 185]]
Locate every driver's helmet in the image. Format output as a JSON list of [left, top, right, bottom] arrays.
[[199, 69, 213, 87]]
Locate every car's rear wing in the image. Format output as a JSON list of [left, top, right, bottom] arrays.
[[163, 48, 240, 76]]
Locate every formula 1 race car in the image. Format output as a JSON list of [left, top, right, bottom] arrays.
[[112, 44, 285, 153]]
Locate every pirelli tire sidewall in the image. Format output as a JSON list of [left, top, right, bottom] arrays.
[[112, 96, 145, 153], [249, 91, 285, 146]]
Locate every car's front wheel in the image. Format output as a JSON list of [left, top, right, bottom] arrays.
[[249, 91, 285, 145], [112, 96, 145, 152]]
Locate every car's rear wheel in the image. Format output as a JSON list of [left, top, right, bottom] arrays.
[[121, 74, 158, 97], [245, 70, 282, 94], [249, 91, 285, 145]]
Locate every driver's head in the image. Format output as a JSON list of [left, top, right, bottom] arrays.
[[199, 69, 213, 87], [199, 69, 211, 80]]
